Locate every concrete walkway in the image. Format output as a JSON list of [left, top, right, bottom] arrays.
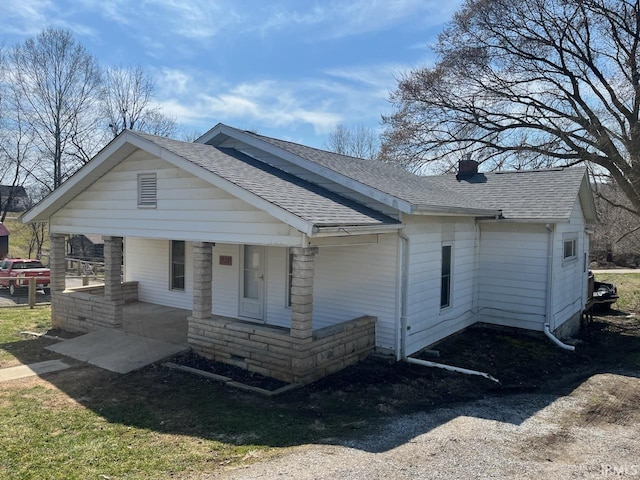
[[46, 328, 189, 374], [0, 359, 72, 382]]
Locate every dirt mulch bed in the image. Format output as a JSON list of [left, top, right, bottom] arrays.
[[170, 350, 289, 391]]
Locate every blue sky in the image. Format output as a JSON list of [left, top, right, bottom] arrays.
[[2, 0, 463, 148]]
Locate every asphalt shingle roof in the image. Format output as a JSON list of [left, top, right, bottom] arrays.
[[137, 127, 588, 224], [243, 130, 587, 219], [134, 132, 400, 228], [421, 167, 587, 220], [244, 131, 487, 212]]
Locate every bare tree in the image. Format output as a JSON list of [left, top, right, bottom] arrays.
[[382, 0, 640, 212], [9, 27, 102, 189], [592, 181, 640, 266], [102, 64, 177, 138], [326, 124, 380, 160]]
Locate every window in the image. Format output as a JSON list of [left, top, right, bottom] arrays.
[[171, 240, 185, 290], [138, 173, 157, 208], [286, 248, 294, 307], [440, 245, 452, 309], [563, 238, 577, 261]]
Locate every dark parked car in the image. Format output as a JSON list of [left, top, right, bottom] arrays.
[[592, 275, 619, 310]]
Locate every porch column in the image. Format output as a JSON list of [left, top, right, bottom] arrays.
[[103, 236, 123, 326], [290, 247, 319, 340], [192, 242, 213, 320], [49, 233, 66, 293]]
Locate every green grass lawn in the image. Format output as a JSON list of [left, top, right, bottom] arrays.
[[0, 306, 377, 480]]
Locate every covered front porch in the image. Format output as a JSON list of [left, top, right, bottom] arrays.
[[49, 235, 377, 384]]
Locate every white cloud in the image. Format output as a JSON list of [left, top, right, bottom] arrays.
[[152, 67, 390, 137], [1, 0, 54, 35], [252, 0, 464, 40]]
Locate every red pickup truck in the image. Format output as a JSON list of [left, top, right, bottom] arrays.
[[0, 258, 51, 296]]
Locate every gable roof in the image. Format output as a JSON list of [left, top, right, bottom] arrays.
[[422, 167, 596, 222], [134, 132, 399, 229], [22, 130, 400, 235], [24, 124, 596, 231], [198, 124, 502, 217]]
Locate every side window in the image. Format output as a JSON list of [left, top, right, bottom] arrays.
[[170, 240, 185, 290], [440, 245, 452, 309], [563, 236, 577, 263], [286, 248, 293, 307]]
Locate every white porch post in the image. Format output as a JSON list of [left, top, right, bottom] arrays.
[[192, 242, 213, 320], [49, 234, 66, 293], [103, 236, 123, 327], [290, 247, 318, 340]]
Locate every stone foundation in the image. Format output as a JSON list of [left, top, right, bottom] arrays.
[[51, 281, 138, 332], [188, 315, 376, 385]]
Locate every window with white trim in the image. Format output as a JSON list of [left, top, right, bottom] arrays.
[[138, 173, 157, 208], [563, 237, 577, 262], [440, 245, 452, 309], [170, 240, 185, 290]]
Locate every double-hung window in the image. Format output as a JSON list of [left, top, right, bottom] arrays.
[[171, 240, 185, 290]]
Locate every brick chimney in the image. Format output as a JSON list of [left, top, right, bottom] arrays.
[[456, 155, 479, 180]]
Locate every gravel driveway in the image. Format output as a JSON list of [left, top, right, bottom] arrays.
[[213, 372, 640, 479]]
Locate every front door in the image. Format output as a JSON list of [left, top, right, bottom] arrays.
[[239, 245, 265, 321]]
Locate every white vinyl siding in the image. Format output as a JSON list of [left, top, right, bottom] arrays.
[[477, 223, 549, 331], [50, 150, 303, 246], [125, 238, 398, 348], [404, 217, 477, 356], [125, 237, 193, 310], [125, 240, 241, 317], [312, 234, 399, 350], [552, 200, 587, 329]]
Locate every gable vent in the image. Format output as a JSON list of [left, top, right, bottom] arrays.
[[137, 173, 157, 208]]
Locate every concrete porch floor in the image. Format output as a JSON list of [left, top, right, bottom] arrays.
[[122, 301, 190, 345]]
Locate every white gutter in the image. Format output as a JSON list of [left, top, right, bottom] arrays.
[[312, 224, 402, 236], [544, 323, 575, 351], [405, 357, 500, 383]]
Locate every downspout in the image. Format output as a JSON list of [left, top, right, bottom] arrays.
[[544, 223, 575, 351], [398, 228, 410, 360], [545, 224, 555, 331], [405, 356, 500, 383]]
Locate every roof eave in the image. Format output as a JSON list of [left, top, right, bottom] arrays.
[[476, 217, 568, 224], [411, 204, 503, 217], [311, 223, 402, 237]]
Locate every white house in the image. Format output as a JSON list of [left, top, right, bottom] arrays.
[[22, 124, 596, 384]]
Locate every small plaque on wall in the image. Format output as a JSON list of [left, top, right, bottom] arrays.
[[219, 255, 232, 266]]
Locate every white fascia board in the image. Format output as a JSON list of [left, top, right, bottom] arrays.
[[412, 205, 502, 217], [311, 224, 402, 237], [201, 124, 415, 214], [22, 132, 138, 223], [129, 134, 315, 236], [476, 218, 566, 224]]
